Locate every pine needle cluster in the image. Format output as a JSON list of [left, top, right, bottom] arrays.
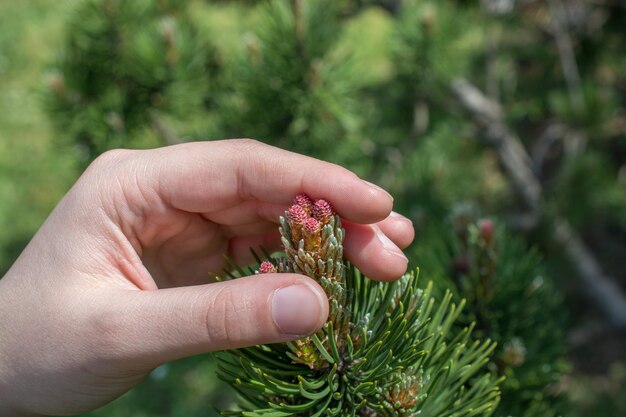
[[216, 194, 500, 417], [45, 0, 214, 159], [417, 209, 569, 417], [221, 0, 363, 165]]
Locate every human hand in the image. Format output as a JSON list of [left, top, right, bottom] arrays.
[[0, 139, 414, 416]]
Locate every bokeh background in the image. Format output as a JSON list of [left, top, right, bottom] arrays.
[[1, 0, 625, 416]]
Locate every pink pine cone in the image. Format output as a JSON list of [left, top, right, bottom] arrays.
[[258, 261, 277, 274], [304, 217, 320, 234], [303, 217, 322, 252], [313, 199, 333, 223], [288, 204, 308, 226], [294, 193, 314, 214]]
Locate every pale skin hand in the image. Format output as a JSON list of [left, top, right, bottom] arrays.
[[0, 139, 414, 416]]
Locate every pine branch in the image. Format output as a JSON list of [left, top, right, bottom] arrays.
[[450, 78, 626, 329], [531, 123, 566, 178], [450, 79, 541, 214], [421, 215, 569, 416], [46, 0, 212, 160], [216, 194, 500, 416]]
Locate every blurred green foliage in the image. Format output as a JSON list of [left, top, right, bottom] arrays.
[[416, 214, 569, 416], [0, 0, 80, 273], [45, 0, 217, 161], [2, 0, 626, 416]]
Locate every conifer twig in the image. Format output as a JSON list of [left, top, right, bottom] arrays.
[[531, 123, 565, 178], [217, 193, 500, 416], [451, 79, 541, 213], [451, 77, 626, 329]]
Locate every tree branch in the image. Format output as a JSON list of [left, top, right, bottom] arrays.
[[451, 77, 626, 328], [547, 0, 586, 114], [554, 218, 626, 328], [451, 79, 541, 212]]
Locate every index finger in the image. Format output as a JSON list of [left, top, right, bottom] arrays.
[[144, 139, 394, 224]]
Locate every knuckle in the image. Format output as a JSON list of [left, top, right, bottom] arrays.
[[80, 149, 135, 189], [90, 148, 133, 171], [231, 138, 273, 158], [77, 149, 145, 215], [235, 138, 262, 149], [205, 287, 249, 348], [229, 139, 275, 200]]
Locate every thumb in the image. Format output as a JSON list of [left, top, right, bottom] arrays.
[[97, 274, 328, 367]]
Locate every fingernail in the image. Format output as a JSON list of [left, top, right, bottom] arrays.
[[376, 227, 408, 263], [271, 283, 325, 336], [362, 180, 394, 202], [389, 211, 413, 227]]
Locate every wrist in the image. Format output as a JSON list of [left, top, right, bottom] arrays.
[[0, 286, 37, 417]]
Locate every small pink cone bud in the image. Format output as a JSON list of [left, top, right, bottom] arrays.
[[287, 204, 308, 244], [313, 199, 333, 224], [294, 193, 314, 214], [303, 217, 322, 252], [258, 261, 277, 274], [478, 218, 495, 244], [288, 204, 308, 225], [304, 217, 320, 234]]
